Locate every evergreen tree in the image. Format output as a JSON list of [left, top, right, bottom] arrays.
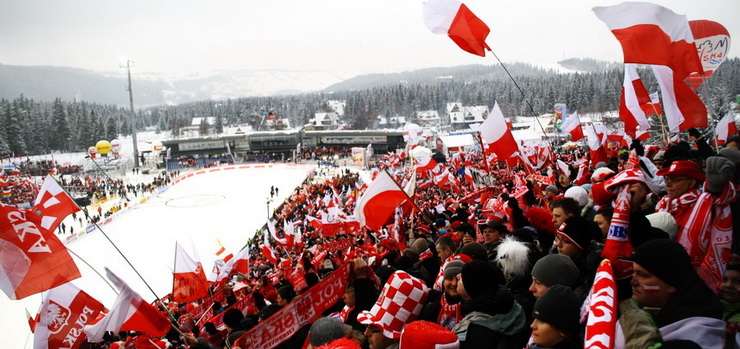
[[105, 116, 118, 141], [199, 117, 210, 136], [214, 113, 224, 134], [0, 133, 10, 158], [5, 103, 26, 155], [51, 98, 72, 151]]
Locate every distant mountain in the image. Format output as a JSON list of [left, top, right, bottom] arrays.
[[557, 58, 622, 73], [0, 64, 351, 107], [0, 61, 605, 107], [323, 63, 565, 92]]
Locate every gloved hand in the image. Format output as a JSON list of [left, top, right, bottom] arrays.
[[705, 156, 735, 195], [687, 128, 702, 139], [630, 139, 645, 156], [619, 299, 662, 349]]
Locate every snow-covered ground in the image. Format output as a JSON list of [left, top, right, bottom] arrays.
[[2, 162, 315, 348], [0, 129, 326, 348]]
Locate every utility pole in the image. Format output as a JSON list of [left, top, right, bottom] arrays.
[[121, 60, 140, 169]]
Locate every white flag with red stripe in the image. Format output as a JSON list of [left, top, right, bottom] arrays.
[[715, 111, 737, 146], [422, 0, 491, 56], [84, 268, 170, 342], [172, 241, 209, 303], [479, 102, 519, 159], [34, 282, 106, 349], [354, 171, 408, 232], [651, 64, 707, 132], [593, 2, 703, 80], [561, 111, 584, 141], [619, 64, 651, 137], [218, 244, 250, 282]]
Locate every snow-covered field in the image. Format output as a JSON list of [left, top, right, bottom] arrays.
[[1, 135, 315, 348]]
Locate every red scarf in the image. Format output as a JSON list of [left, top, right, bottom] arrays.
[[437, 294, 462, 330], [655, 188, 700, 234], [340, 304, 354, 323]]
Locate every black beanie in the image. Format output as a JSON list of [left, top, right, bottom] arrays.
[[460, 242, 488, 261], [626, 238, 695, 289], [461, 260, 499, 299], [222, 308, 245, 329], [557, 217, 594, 251], [533, 285, 581, 336]]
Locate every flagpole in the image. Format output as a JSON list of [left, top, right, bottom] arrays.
[[383, 169, 435, 227], [66, 247, 119, 294], [487, 50, 550, 142], [45, 175, 182, 329]]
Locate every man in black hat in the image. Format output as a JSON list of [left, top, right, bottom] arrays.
[[616, 239, 725, 348]]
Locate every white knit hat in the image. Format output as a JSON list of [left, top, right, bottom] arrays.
[[646, 212, 678, 240], [564, 186, 588, 207]]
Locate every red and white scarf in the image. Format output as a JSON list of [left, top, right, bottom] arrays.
[[437, 295, 462, 330], [655, 188, 700, 234], [682, 183, 736, 292]]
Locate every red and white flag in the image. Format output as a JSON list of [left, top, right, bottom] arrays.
[[172, 241, 209, 303], [218, 244, 250, 282], [84, 268, 170, 342], [0, 203, 81, 300], [354, 171, 409, 232], [34, 282, 106, 349], [411, 146, 437, 174], [619, 64, 651, 137], [651, 64, 707, 132], [479, 102, 519, 160], [422, 0, 491, 56], [584, 259, 617, 349], [715, 111, 737, 146], [593, 2, 703, 80], [585, 126, 608, 166], [556, 159, 571, 178], [561, 111, 584, 141], [30, 175, 81, 234], [261, 230, 278, 265]]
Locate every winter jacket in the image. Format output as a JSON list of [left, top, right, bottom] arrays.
[[452, 287, 529, 349]]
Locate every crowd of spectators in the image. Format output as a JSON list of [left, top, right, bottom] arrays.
[[40, 133, 740, 348]]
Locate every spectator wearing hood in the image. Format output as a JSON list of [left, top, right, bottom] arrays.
[[419, 257, 467, 330], [452, 260, 528, 349]]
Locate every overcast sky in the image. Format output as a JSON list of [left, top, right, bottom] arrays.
[[0, 0, 737, 78]]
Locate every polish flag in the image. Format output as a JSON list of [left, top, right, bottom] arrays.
[[34, 282, 106, 349], [561, 111, 584, 141], [593, 2, 703, 80], [354, 171, 409, 232], [422, 0, 491, 57], [412, 146, 438, 173], [172, 241, 209, 303], [479, 102, 519, 160], [585, 126, 608, 165], [29, 175, 82, 234], [84, 268, 171, 342], [620, 64, 651, 137], [556, 159, 571, 178], [261, 231, 278, 265], [0, 203, 81, 300], [651, 65, 707, 132], [218, 245, 250, 282], [715, 111, 738, 146]]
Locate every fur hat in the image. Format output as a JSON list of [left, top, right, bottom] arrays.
[[495, 237, 532, 279], [531, 254, 579, 289], [399, 320, 459, 349]]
